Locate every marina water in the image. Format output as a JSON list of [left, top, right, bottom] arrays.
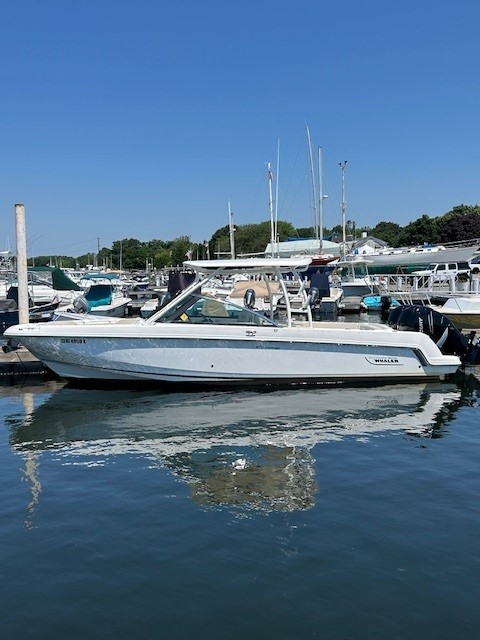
[[1, 369, 479, 639]]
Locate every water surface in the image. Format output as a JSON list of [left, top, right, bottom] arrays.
[[1, 372, 479, 639]]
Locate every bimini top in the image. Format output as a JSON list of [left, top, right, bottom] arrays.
[[28, 266, 82, 291], [184, 257, 312, 275]]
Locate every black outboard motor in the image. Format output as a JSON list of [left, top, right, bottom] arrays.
[[387, 304, 404, 328], [244, 288, 256, 309], [380, 296, 392, 312], [387, 305, 480, 366]]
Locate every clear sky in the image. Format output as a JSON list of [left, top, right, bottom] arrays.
[[1, 0, 479, 258]]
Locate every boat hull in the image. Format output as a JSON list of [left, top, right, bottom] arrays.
[[363, 244, 478, 274], [439, 312, 480, 330], [5, 322, 460, 385], [429, 297, 480, 330]]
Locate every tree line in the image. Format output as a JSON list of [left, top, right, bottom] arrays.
[[31, 204, 480, 270]]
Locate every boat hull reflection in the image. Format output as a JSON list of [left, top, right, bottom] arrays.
[[9, 383, 462, 513]]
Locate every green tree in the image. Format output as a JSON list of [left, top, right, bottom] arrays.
[[208, 220, 296, 256], [398, 214, 440, 246], [154, 248, 173, 268], [168, 236, 192, 266], [437, 204, 480, 242], [295, 227, 314, 238], [370, 221, 402, 247], [28, 255, 76, 268]]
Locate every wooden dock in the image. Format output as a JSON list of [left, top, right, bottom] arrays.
[[0, 345, 50, 380]]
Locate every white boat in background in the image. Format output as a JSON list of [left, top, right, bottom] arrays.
[[54, 281, 131, 320], [0, 266, 82, 306], [330, 257, 384, 299], [349, 239, 480, 274], [429, 296, 480, 330], [5, 257, 461, 385]]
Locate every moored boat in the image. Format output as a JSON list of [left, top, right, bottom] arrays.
[[54, 281, 131, 320], [428, 296, 480, 330], [349, 239, 480, 274], [361, 295, 400, 312], [4, 257, 463, 385]]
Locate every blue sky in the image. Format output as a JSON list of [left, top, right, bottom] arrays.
[[1, 0, 479, 258]]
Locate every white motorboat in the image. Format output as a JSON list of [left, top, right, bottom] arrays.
[[428, 296, 480, 330], [4, 257, 461, 385], [0, 266, 82, 306], [330, 256, 384, 298], [53, 281, 132, 320]]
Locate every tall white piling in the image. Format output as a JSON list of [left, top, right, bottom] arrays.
[[15, 203, 29, 324]]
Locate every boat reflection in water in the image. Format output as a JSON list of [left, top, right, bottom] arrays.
[[6, 380, 467, 521]]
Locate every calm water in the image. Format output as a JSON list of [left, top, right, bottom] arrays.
[[1, 370, 479, 639]]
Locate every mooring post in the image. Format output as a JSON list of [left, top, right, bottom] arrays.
[[15, 203, 29, 325]]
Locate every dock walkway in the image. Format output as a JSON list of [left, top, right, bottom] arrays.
[[0, 346, 49, 380]]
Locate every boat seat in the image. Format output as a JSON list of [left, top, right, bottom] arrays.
[[229, 280, 280, 298], [202, 299, 229, 317]]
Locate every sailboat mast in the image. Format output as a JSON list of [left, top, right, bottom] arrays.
[[267, 162, 275, 257], [228, 200, 235, 259], [306, 126, 319, 244], [318, 145, 325, 253], [339, 161, 347, 258], [275, 139, 280, 258]]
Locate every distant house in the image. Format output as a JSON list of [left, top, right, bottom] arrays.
[[352, 236, 389, 255]]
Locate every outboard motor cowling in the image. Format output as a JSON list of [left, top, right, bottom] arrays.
[[307, 287, 320, 308], [387, 304, 480, 366], [158, 292, 172, 308], [244, 288, 256, 309], [73, 296, 88, 314]]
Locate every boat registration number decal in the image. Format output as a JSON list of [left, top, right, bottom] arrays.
[[61, 338, 86, 344]]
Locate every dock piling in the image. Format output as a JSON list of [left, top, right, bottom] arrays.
[[15, 203, 29, 325]]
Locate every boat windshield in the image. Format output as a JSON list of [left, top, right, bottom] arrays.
[[154, 294, 277, 326], [339, 263, 369, 279]]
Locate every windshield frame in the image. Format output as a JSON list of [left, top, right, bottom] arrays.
[[153, 293, 278, 327]]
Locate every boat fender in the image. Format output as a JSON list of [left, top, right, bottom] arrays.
[[244, 288, 256, 309]]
